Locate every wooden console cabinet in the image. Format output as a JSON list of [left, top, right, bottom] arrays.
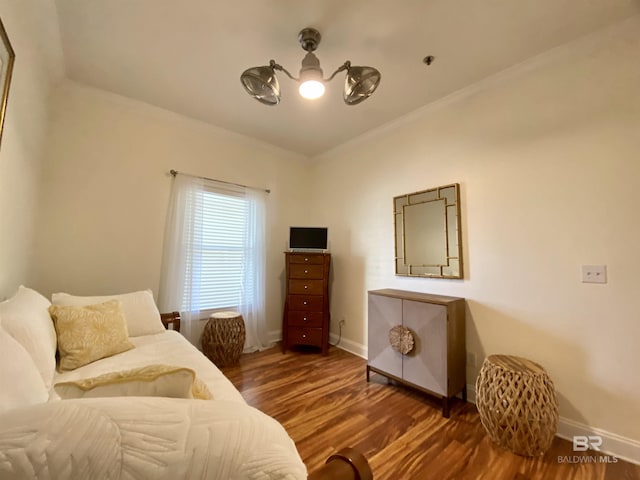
[[282, 252, 331, 355], [367, 289, 466, 417]]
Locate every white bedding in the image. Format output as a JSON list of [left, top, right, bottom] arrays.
[[0, 287, 307, 479], [0, 396, 307, 479], [51, 330, 245, 404]]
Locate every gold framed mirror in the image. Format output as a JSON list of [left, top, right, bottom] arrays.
[[393, 183, 463, 279]]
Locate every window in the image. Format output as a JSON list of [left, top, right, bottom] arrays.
[[159, 173, 267, 351], [183, 188, 250, 311]]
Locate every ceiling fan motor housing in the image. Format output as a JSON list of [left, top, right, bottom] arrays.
[[298, 28, 321, 52]]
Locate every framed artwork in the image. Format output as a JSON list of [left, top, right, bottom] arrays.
[[0, 17, 15, 148]]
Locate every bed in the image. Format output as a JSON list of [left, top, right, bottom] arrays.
[[0, 286, 371, 480]]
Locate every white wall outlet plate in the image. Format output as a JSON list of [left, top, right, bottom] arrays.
[[581, 265, 607, 284]]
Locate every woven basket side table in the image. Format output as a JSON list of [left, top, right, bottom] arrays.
[[201, 311, 246, 367], [475, 354, 559, 456]]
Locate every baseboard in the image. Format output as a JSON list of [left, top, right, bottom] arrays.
[[555, 418, 640, 465], [464, 384, 640, 465], [464, 382, 477, 403], [267, 329, 282, 346], [329, 332, 367, 359]]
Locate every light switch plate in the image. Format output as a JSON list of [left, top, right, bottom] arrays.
[[581, 265, 607, 284]]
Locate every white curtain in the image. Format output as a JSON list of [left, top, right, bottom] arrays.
[[239, 187, 268, 353], [159, 173, 268, 351]]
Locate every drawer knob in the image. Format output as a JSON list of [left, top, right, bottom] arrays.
[[304, 270, 308, 274], [304, 258, 309, 262], [302, 334, 307, 338], [304, 285, 308, 289], [303, 301, 308, 305], [303, 317, 307, 321]]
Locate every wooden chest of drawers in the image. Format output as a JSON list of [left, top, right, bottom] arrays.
[[282, 252, 331, 355]]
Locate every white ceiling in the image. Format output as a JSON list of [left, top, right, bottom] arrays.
[[54, 0, 640, 157]]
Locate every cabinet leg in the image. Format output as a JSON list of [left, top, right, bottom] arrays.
[[366, 366, 370, 382], [462, 384, 467, 402], [442, 397, 450, 418]]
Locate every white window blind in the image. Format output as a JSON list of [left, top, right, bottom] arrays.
[[182, 187, 251, 311]]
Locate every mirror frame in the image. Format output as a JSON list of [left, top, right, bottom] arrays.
[[393, 183, 463, 279]]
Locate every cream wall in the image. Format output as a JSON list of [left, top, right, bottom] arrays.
[[30, 81, 310, 335], [311, 17, 640, 446], [6, 1, 638, 459], [0, 0, 63, 298]]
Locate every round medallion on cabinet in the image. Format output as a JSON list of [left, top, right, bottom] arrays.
[[389, 325, 414, 355]]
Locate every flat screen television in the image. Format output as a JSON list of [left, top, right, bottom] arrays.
[[289, 227, 328, 251]]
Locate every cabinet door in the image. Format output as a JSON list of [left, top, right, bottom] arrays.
[[368, 293, 402, 378], [402, 300, 447, 395]]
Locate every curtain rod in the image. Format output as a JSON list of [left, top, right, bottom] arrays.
[[169, 170, 271, 194]]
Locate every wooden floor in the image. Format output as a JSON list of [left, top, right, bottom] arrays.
[[221, 345, 640, 480]]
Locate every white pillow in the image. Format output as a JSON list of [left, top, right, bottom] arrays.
[[0, 325, 49, 414], [51, 289, 165, 337], [0, 286, 57, 389]]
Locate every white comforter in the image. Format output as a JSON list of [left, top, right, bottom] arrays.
[[0, 330, 307, 479], [0, 397, 306, 479]]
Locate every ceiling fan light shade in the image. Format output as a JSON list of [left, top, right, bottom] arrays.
[[240, 65, 280, 105], [299, 80, 325, 99], [343, 66, 381, 105]]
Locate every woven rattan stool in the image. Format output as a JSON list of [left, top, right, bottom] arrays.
[[475, 354, 559, 456], [201, 311, 246, 367]]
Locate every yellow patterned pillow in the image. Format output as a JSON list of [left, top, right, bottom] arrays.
[[54, 364, 213, 400], [49, 300, 135, 371]]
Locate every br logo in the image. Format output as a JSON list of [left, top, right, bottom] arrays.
[[573, 435, 602, 452]]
